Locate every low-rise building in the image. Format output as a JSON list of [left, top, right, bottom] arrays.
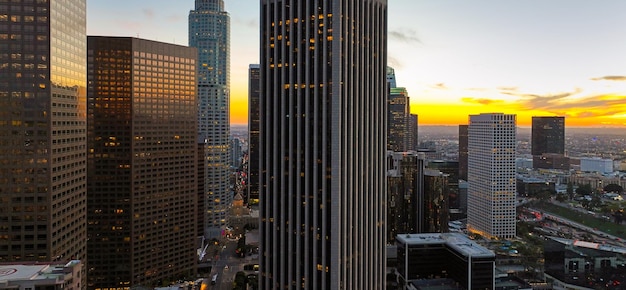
[[0, 260, 82, 290]]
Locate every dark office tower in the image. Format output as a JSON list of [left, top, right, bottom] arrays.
[[189, 0, 231, 238], [458, 124, 468, 180], [247, 64, 260, 205], [532, 116, 565, 169], [418, 169, 449, 233], [0, 0, 87, 269], [260, 0, 388, 289], [388, 87, 410, 151], [87, 37, 198, 288], [407, 113, 418, 151], [387, 66, 397, 88], [387, 152, 424, 243]]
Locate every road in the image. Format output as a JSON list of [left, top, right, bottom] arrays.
[[206, 239, 244, 289]]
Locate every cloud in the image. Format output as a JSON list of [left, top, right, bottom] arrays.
[[389, 29, 421, 44], [431, 83, 447, 89], [166, 14, 185, 23], [461, 97, 503, 105], [591, 76, 626, 81], [513, 90, 626, 119], [142, 8, 154, 19], [388, 55, 403, 69]]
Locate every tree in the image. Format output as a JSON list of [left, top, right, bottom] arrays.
[[567, 182, 574, 200], [603, 183, 624, 194], [575, 184, 593, 196], [555, 193, 568, 202]]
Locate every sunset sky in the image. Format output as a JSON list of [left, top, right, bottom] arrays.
[[87, 0, 626, 127]]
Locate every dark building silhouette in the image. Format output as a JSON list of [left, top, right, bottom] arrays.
[[397, 233, 495, 290], [0, 0, 87, 276], [87, 36, 198, 287], [419, 169, 450, 233], [247, 64, 260, 204], [532, 116, 566, 170], [407, 113, 419, 151], [544, 237, 626, 289], [428, 160, 459, 209], [458, 125, 468, 181], [259, 0, 388, 288], [387, 152, 424, 243]]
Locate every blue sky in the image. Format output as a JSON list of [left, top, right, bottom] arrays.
[[87, 0, 626, 126]]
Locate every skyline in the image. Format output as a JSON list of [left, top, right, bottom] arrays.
[[87, 0, 626, 127]]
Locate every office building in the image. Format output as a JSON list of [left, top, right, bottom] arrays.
[[407, 113, 418, 151], [428, 160, 459, 209], [458, 125, 468, 181], [231, 137, 242, 167], [544, 237, 626, 289], [0, 260, 82, 290], [87, 36, 198, 287], [580, 157, 614, 173], [418, 169, 449, 233], [387, 152, 424, 243], [0, 0, 87, 274], [247, 64, 260, 205], [387, 66, 397, 88], [467, 113, 516, 239], [396, 233, 495, 290], [189, 0, 232, 238], [259, 0, 388, 288], [532, 116, 565, 170], [388, 87, 410, 151]]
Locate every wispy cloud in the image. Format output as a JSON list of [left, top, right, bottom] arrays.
[[591, 75, 626, 81], [461, 97, 504, 106], [142, 8, 154, 19], [388, 55, 403, 70], [389, 29, 421, 44], [166, 14, 185, 23], [431, 83, 447, 90], [512, 90, 626, 119]]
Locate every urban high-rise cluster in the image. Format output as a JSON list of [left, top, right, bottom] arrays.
[[5, 0, 625, 289]]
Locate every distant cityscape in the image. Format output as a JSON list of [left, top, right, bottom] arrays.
[[1, 0, 626, 290]]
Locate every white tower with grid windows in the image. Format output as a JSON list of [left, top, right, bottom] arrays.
[[467, 113, 517, 239]]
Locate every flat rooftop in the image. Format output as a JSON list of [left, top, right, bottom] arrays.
[[397, 233, 495, 258]]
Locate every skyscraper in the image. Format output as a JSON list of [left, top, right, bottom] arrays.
[[388, 87, 410, 152], [531, 116, 565, 156], [247, 64, 260, 205], [189, 0, 232, 238], [260, 0, 388, 289], [458, 124, 468, 181], [0, 0, 87, 273], [387, 151, 424, 243], [387, 66, 397, 88], [532, 116, 566, 170], [467, 113, 516, 239], [87, 36, 198, 288]]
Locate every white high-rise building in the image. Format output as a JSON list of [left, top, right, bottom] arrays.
[[189, 0, 231, 238], [467, 113, 517, 239]]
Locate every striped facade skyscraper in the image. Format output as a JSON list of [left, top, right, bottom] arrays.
[[189, 0, 232, 238], [259, 0, 388, 289], [467, 113, 517, 239]]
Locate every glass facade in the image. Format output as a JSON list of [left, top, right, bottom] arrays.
[[189, 0, 232, 238], [0, 0, 87, 277], [87, 37, 198, 288], [247, 64, 260, 204]]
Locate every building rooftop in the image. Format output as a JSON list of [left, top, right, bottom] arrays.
[[397, 233, 494, 258], [0, 260, 80, 283]]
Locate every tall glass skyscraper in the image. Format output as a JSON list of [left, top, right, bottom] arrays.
[[467, 113, 517, 239], [189, 0, 231, 238], [0, 0, 87, 273], [260, 0, 388, 289]]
